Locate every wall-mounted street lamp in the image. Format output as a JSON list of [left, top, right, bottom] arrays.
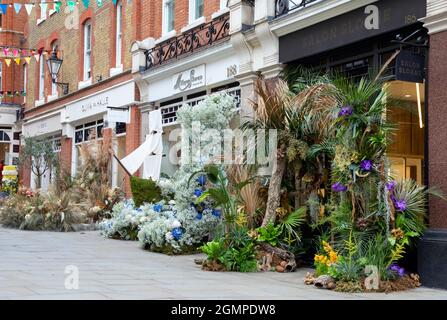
[[46, 48, 69, 95]]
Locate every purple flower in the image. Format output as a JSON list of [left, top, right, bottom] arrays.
[[172, 227, 183, 240], [360, 160, 373, 172], [332, 182, 348, 193], [194, 189, 203, 197], [389, 264, 405, 277], [338, 105, 353, 117], [394, 199, 407, 212], [386, 181, 397, 192]]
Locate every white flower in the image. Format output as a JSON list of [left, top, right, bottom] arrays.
[[168, 200, 176, 205], [25, 214, 31, 220], [172, 219, 181, 228], [165, 232, 174, 241], [139, 216, 147, 224], [125, 214, 131, 220]]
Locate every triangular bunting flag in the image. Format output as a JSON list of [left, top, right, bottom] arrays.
[[24, 4, 33, 15], [14, 3, 22, 14], [82, 0, 90, 8], [97, 0, 103, 7], [13, 49, 19, 57], [3, 48, 9, 56], [14, 58, 21, 65], [34, 54, 40, 62], [4, 59, 11, 67], [0, 4, 8, 14], [113, 0, 117, 5], [22, 49, 27, 56], [55, 1, 61, 12], [24, 57, 31, 64], [67, 1, 76, 12], [40, 3, 48, 14]]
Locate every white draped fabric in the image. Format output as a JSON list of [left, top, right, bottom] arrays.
[[119, 110, 163, 180]]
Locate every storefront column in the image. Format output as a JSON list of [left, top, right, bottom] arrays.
[[124, 106, 142, 197], [419, 0, 447, 289], [60, 137, 73, 176]]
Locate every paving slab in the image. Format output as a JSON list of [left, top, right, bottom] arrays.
[[1, 226, 446, 300]]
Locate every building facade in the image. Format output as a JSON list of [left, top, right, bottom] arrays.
[[4, 0, 446, 288]]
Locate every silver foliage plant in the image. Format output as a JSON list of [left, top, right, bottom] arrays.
[[101, 93, 238, 253]]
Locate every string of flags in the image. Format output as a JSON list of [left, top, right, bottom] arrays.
[[0, 0, 125, 15], [0, 91, 27, 98], [0, 46, 60, 67]]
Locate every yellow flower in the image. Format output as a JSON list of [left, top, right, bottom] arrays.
[[329, 251, 339, 264], [322, 241, 333, 253]]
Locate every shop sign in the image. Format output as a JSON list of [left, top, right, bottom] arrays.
[[172, 65, 206, 93], [22, 113, 62, 137], [107, 107, 130, 124], [279, 0, 426, 63], [395, 50, 425, 84], [65, 82, 135, 123]]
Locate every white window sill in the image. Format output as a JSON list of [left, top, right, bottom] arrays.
[[109, 65, 123, 77], [182, 16, 206, 33], [47, 93, 59, 102], [155, 30, 177, 44], [78, 78, 92, 90], [35, 98, 45, 107], [49, 9, 56, 16], [211, 7, 229, 20], [37, 17, 46, 25]]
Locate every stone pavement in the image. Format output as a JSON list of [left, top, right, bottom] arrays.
[[1, 227, 446, 300]]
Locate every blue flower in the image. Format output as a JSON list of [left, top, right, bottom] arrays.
[[153, 204, 162, 212], [196, 175, 207, 186], [394, 199, 407, 212], [194, 189, 203, 197], [386, 181, 397, 192], [172, 227, 183, 240], [136, 208, 143, 212], [196, 213, 203, 220], [212, 209, 222, 218]]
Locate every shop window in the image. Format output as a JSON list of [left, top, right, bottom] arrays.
[[115, 122, 126, 135], [0, 131, 10, 142], [13, 145, 20, 153], [115, 1, 123, 67], [163, 0, 175, 34], [83, 20, 92, 80], [74, 119, 104, 144], [189, 0, 204, 23], [13, 132, 21, 140]]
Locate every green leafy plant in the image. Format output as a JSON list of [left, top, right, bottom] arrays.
[[130, 176, 162, 207], [201, 240, 226, 262], [256, 223, 281, 246], [219, 242, 258, 272], [277, 207, 306, 244]]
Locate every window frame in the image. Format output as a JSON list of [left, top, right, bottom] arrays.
[[83, 21, 92, 81], [115, 1, 123, 67], [162, 0, 175, 35], [38, 55, 45, 100], [189, 0, 204, 23]]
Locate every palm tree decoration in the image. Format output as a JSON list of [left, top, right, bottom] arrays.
[[242, 75, 337, 226]]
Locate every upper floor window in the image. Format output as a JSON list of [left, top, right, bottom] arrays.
[[83, 20, 92, 80], [115, 1, 123, 67], [40, 0, 47, 20], [220, 0, 228, 10], [23, 64, 27, 103], [163, 0, 175, 34], [189, 0, 204, 22], [39, 53, 45, 100]]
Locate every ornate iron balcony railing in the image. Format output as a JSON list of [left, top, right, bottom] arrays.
[[144, 13, 230, 71], [275, 0, 321, 17]]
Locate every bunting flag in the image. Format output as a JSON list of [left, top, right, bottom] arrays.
[[40, 3, 48, 14], [13, 49, 19, 57], [13, 3, 22, 14], [82, 0, 90, 9], [14, 58, 21, 65], [4, 59, 11, 67], [34, 54, 40, 62], [24, 4, 33, 16], [97, 0, 103, 8], [3, 48, 9, 56], [0, 91, 27, 98], [113, 0, 118, 5], [67, 1, 76, 12], [0, 4, 8, 14], [24, 57, 31, 64], [54, 1, 61, 12]]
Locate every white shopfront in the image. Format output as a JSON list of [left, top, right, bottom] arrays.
[[0, 107, 21, 167], [136, 43, 241, 176], [62, 80, 136, 188]]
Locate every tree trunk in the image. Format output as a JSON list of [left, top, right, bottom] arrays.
[[35, 175, 42, 190], [262, 145, 287, 226]]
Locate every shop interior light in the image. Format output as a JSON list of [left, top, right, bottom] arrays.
[[416, 82, 423, 129]]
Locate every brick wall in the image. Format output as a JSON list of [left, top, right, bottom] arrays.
[[124, 105, 141, 196]]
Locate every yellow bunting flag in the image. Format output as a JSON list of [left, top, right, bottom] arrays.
[[14, 58, 21, 65], [24, 57, 31, 64], [4, 59, 11, 67]]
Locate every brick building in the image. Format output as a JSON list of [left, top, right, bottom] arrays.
[[0, 0, 27, 166]]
